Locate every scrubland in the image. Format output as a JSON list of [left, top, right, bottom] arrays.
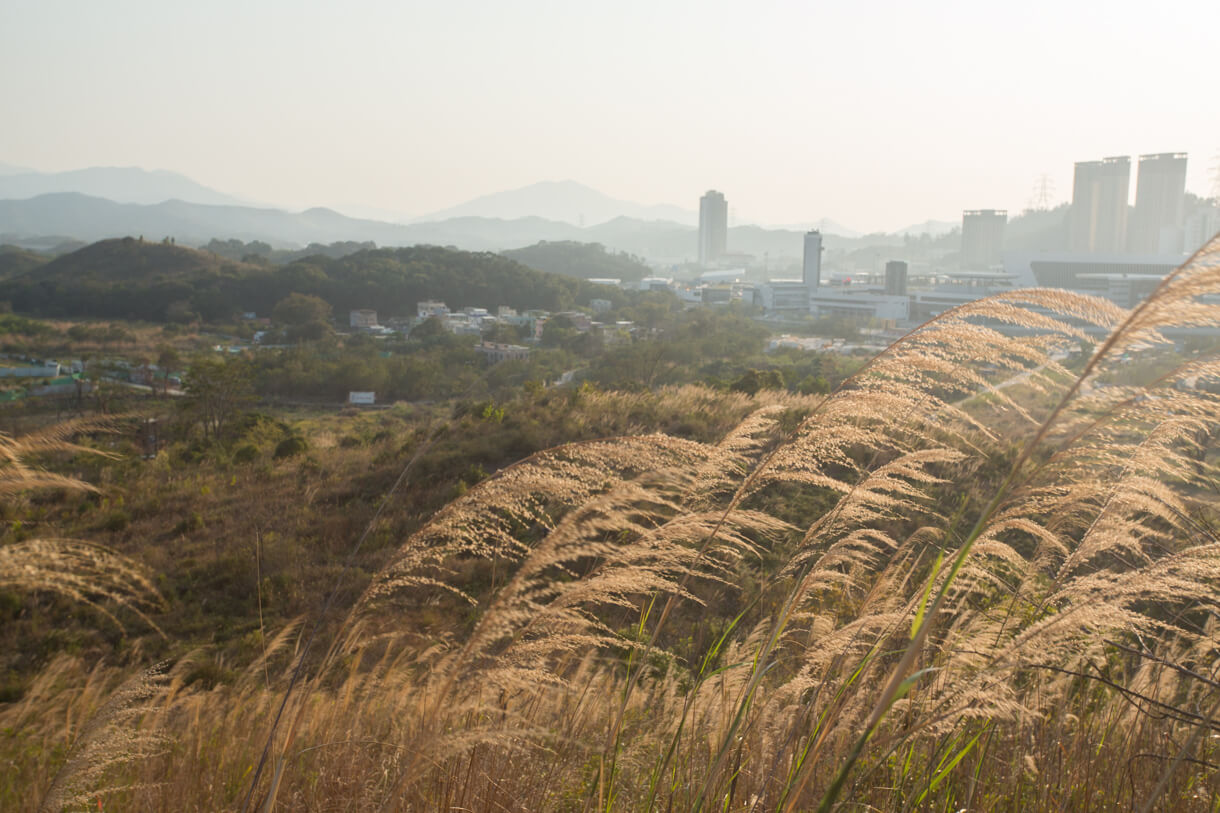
[[5, 237, 1220, 811]]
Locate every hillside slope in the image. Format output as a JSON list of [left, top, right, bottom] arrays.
[[503, 241, 651, 282], [0, 240, 622, 322], [13, 236, 247, 284], [0, 246, 48, 280]]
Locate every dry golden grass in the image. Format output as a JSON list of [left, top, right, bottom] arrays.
[[0, 419, 165, 635], [7, 234, 1220, 811]]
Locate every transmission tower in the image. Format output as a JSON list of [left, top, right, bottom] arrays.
[[1028, 173, 1056, 211]]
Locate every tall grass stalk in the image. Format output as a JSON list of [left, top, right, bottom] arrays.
[[813, 232, 1220, 811]]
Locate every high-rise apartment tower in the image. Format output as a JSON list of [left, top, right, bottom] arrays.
[[960, 209, 1007, 269], [802, 230, 823, 291], [698, 190, 728, 265], [1128, 152, 1188, 254], [1070, 156, 1131, 253]]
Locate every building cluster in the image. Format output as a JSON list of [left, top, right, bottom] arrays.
[[0, 354, 185, 403], [409, 300, 637, 356], [1067, 153, 1209, 255], [417, 301, 569, 340], [959, 153, 1215, 275], [681, 150, 1216, 331], [1001, 152, 1215, 312]]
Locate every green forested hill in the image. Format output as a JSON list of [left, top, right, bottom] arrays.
[[8, 236, 250, 283], [0, 240, 626, 321], [0, 245, 50, 280], [502, 240, 651, 282]]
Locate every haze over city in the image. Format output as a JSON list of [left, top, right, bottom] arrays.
[[3, 0, 1217, 232]]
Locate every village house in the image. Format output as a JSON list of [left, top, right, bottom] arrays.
[[476, 342, 531, 363], [349, 309, 378, 328], [417, 300, 449, 319]]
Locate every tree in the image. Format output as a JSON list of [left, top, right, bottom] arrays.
[[273, 293, 333, 343], [482, 322, 525, 344], [540, 315, 577, 348], [730, 368, 784, 396], [272, 293, 332, 327], [410, 315, 449, 340], [796, 374, 831, 395], [157, 346, 181, 396], [165, 300, 198, 324], [103, 325, 132, 353], [182, 356, 255, 440]]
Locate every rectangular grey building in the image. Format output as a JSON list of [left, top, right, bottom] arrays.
[[960, 209, 1007, 269], [698, 190, 728, 266], [1128, 152, 1187, 254], [1070, 156, 1130, 253]]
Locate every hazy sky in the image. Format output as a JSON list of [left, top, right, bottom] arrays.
[[2, 0, 1217, 232]]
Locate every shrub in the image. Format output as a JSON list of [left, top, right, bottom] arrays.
[[99, 510, 129, 532], [172, 511, 204, 535], [232, 444, 260, 464], [273, 436, 308, 459]]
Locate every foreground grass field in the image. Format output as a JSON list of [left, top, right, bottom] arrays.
[[5, 235, 1220, 811]]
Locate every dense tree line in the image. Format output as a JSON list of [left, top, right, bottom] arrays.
[[203, 238, 378, 265], [0, 240, 628, 323], [501, 240, 651, 282]]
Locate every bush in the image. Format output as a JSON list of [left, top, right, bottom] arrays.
[[232, 444, 260, 464], [100, 510, 130, 532], [173, 511, 205, 535], [274, 436, 309, 459]]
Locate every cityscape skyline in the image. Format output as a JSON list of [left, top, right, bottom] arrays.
[[2, 148, 1211, 240]]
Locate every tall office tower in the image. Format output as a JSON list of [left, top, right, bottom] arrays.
[[802, 230, 823, 290], [1184, 205, 1220, 254], [960, 209, 1008, 269], [1128, 152, 1188, 254], [698, 190, 728, 265], [884, 260, 909, 296], [1069, 156, 1131, 253]]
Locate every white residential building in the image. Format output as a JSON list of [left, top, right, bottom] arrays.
[[350, 309, 378, 328]]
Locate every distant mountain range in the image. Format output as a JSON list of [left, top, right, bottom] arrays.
[[0, 192, 751, 258], [0, 165, 963, 260], [0, 166, 247, 207], [892, 219, 958, 238], [416, 180, 698, 227], [0, 192, 926, 263]]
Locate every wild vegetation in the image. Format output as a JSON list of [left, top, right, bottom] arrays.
[[502, 241, 652, 282], [3, 237, 1220, 810], [0, 239, 626, 323]]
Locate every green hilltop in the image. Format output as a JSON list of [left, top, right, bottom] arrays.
[[502, 240, 651, 282], [0, 238, 624, 322]]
